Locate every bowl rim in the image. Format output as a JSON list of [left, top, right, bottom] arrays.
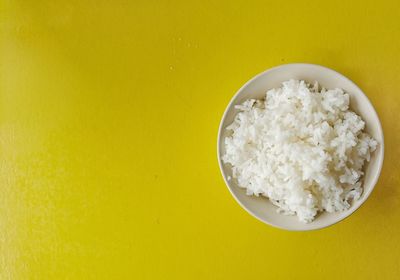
[[217, 63, 385, 231]]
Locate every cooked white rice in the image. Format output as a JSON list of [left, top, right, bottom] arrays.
[[223, 80, 377, 223]]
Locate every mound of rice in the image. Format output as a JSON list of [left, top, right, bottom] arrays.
[[223, 80, 377, 223]]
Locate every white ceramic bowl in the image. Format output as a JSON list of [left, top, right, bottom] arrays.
[[217, 63, 384, 231]]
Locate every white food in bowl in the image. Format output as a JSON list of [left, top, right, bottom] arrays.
[[222, 79, 377, 223]]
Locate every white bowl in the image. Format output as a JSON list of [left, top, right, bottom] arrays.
[[217, 63, 384, 231]]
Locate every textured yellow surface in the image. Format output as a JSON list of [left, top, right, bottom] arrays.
[[1, 0, 399, 279]]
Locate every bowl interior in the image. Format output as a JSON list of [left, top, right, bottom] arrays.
[[218, 64, 384, 231]]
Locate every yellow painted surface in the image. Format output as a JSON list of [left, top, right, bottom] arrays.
[[1, 0, 399, 279]]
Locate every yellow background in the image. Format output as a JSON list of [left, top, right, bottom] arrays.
[[1, 0, 399, 279]]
